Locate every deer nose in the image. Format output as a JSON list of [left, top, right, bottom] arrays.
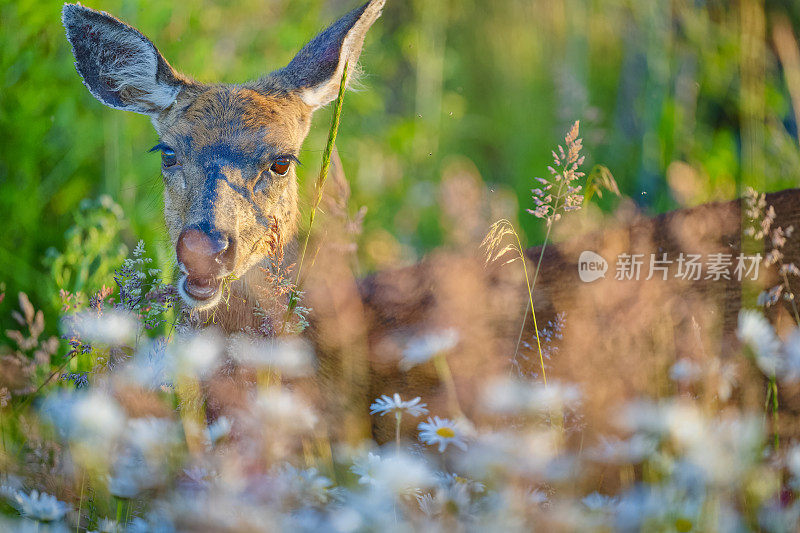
[[176, 224, 236, 278]]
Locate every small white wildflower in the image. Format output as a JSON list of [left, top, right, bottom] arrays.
[[615, 400, 668, 436], [180, 466, 216, 493], [416, 483, 472, 518], [685, 415, 763, 486], [255, 389, 317, 433], [737, 309, 781, 376], [0, 485, 17, 501], [205, 416, 232, 447], [126, 417, 180, 457], [587, 435, 657, 464], [527, 488, 550, 506], [125, 339, 172, 391], [73, 391, 127, 444], [664, 401, 708, 450], [582, 492, 619, 511], [482, 378, 581, 415], [455, 429, 558, 479], [369, 452, 435, 497], [108, 473, 139, 500], [95, 518, 120, 533], [107, 448, 165, 499], [781, 329, 800, 382], [227, 335, 315, 377], [350, 452, 382, 486], [369, 394, 428, 418], [417, 493, 437, 516], [669, 359, 702, 383], [400, 328, 459, 370], [275, 465, 336, 506], [13, 489, 70, 522], [169, 329, 223, 378], [70, 310, 137, 346], [418, 416, 468, 453], [787, 445, 800, 488]]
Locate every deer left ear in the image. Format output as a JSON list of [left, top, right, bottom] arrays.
[[273, 0, 385, 110], [62, 3, 186, 116]]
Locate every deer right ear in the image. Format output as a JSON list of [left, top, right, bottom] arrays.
[[272, 0, 385, 110], [62, 3, 185, 116]]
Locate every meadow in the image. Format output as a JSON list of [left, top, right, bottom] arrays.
[[2, 0, 800, 531]]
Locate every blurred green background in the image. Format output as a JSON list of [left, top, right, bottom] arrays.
[[2, 0, 800, 331]]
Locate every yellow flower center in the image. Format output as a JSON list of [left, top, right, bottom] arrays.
[[436, 427, 456, 438], [675, 518, 693, 532]]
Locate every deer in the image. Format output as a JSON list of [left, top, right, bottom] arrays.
[[62, 0, 385, 334], [62, 1, 800, 443]]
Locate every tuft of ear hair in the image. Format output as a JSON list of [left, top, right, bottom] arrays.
[[62, 3, 186, 116], [270, 0, 385, 110]]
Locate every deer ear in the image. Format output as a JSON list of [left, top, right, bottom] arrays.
[[62, 3, 185, 116], [276, 0, 384, 110]]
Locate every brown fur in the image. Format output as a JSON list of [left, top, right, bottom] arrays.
[[357, 189, 800, 441]]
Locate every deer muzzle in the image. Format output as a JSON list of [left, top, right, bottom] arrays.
[[176, 224, 237, 307]]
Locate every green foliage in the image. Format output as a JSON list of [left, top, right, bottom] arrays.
[[114, 240, 176, 335], [45, 195, 127, 311]]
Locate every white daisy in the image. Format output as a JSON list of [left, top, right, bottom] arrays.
[[71, 309, 137, 346], [368, 452, 435, 497], [369, 394, 428, 418], [582, 491, 619, 511], [205, 416, 232, 447], [737, 309, 781, 376], [350, 452, 382, 485], [418, 416, 467, 452], [12, 489, 70, 522], [400, 329, 459, 370], [227, 334, 314, 377]]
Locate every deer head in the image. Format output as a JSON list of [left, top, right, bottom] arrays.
[[62, 1, 384, 311]]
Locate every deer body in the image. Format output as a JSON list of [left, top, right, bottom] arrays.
[[356, 188, 800, 440]]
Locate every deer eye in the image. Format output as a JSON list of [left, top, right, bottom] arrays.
[[161, 148, 178, 168], [270, 157, 292, 176]]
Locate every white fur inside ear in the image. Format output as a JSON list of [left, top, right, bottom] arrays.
[[298, 0, 383, 109], [97, 24, 180, 112]]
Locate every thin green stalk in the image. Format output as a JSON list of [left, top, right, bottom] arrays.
[[395, 411, 402, 452], [282, 63, 350, 334], [511, 177, 567, 384], [75, 470, 85, 533], [512, 227, 549, 386], [769, 377, 779, 451], [294, 61, 350, 288], [433, 353, 465, 417]]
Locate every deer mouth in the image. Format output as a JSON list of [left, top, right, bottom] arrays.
[[178, 274, 224, 310]]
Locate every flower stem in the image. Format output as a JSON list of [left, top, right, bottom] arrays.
[[512, 220, 554, 386], [433, 353, 463, 417], [395, 411, 402, 451], [294, 61, 349, 288], [769, 377, 780, 450], [75, 470, 85, 533]]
